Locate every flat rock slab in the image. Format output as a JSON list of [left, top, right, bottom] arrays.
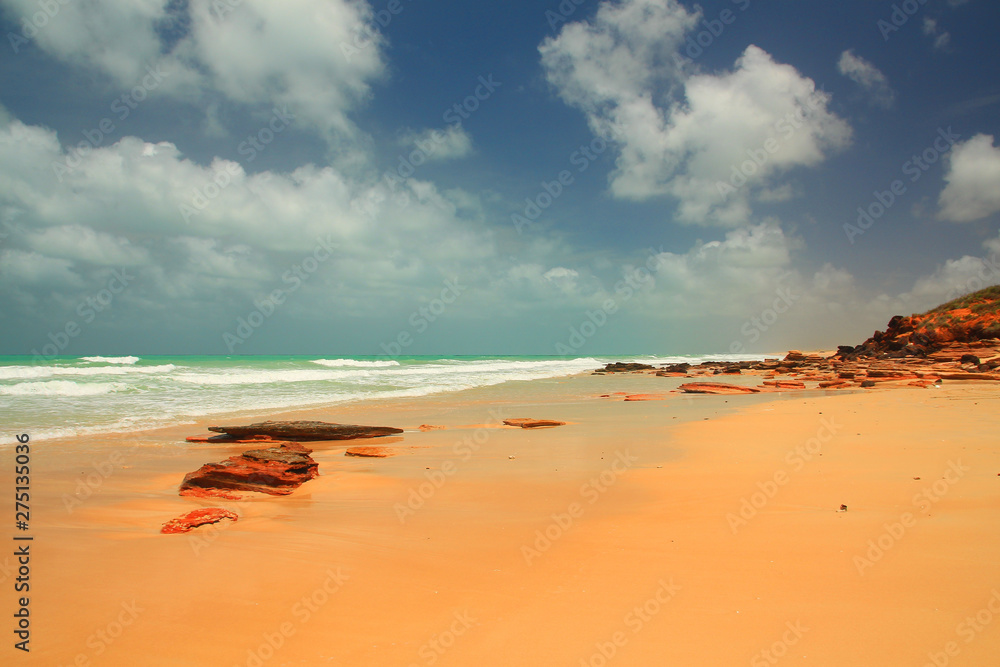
[[345, 446, 395, 458], [503, 418, 567, 429], [179, 442, 319, 499], [161, 508, 238, 534], [678, 382, 760, 395], [936, 373, 1000, 381], [623, 394, 667, 401], [207, 420, 403, 441], [185, 434, 275, 443], [761, 380, 806, 389]]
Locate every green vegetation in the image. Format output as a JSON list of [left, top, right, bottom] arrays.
[[921, 285, 1000, 316]]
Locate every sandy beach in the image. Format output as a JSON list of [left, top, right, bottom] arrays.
[[5, 368, 998, 666]]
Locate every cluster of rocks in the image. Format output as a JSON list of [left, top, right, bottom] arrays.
[[161, 417, 567, 533], [596, 340, 1000, 395], [161, 420, 401, 533]]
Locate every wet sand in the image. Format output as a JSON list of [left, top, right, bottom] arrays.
[[6, 372, 1000, 666]]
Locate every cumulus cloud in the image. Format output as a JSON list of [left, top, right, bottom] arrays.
[[837, 50, 895, 108], [1, 0, 386, 143], [0, 115, 504, 334], [938, 134, 1000, 222], [540, 0, 851, 226]]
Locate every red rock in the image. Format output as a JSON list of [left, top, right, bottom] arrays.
[[623, 394, 666, 401], [345, 446, 394, 457], [179, 442, 319, 499], [935, 372, 1000, 381], [761, 380, 806, 389], [185, 434, 275, 443], [503, 418, 567, 428], [418, 424, 445, 431], [207, 420, 402, 441], [908, 380, 936, 388], [161, 508, 238, 534], [818, 380, 852, 388], [678, 382, 759, 395]]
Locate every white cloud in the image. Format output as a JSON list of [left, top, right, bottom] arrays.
[[180, 0, 385, 141], [2, 0, 172, 84], [540, 0, 851, 226], [399, 125, 474, 162], [539, 0, 697, 109], [0, 0, 386, 144], [837, 50, 895, 108], [938, 134, 1000, 222], [0, 116, 501, 321], [923, 17, 951, 50], [24, 225, 149, 266]]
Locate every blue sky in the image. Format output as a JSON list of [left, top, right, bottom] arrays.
[[1, 0, 998, 356]]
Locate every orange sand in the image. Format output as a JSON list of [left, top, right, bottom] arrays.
[[5, 373, 999, 666]]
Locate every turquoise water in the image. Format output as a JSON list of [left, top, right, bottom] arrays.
[[0, 354, 766, 444]]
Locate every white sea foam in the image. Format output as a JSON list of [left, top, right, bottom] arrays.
[[310, 358, 400, 368], [80, 356, 140, 364], [0, 380, 128, 396], [171, 369, 361, 385], [0, 364, 176, 380], [0, 355, 694, 444]]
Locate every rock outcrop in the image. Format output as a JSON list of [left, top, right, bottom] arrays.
[[597, 362, 655, 373], [161, 508, 238, 534], [678, 382, 760, 395], [207, 420, 403, 441], [836, 286, 1000, 361], [592, 288, 1000, 393], [503, 418, 567, 428], [345, 446, 394, 457], [179, 442, 319, 499]]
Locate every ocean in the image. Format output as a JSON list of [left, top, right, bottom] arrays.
[[0, 354, 769, 445]]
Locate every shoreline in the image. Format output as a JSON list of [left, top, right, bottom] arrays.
[[5, 358, 1000, 665]]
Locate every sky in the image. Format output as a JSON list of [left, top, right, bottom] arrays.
[[0, 0, 998, 357]]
